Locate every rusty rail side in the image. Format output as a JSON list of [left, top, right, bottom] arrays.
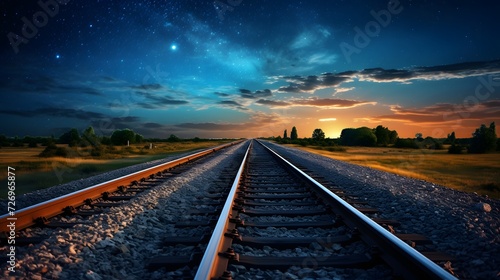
[[0, 140, 243, 234], [194, 140, 252, 279]]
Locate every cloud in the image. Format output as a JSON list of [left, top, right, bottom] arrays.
[[307, 53, 337, 65], [319, 118, 337, 122], [274, 59, 500, 93], [277, 72, 354, 93], [358, 60, 500, 83], [292, 98, 376, 109], [256, 97, 376, 109], [175, 112, 285, 131], [0, 107, 107, 120], [239, 88, 272, 99], [135, 91, 189, 109], [359, 99, 500, 126], [214, 92, 231, 97], [110, 116, 141, 123], [217, 100, 249, 111], [334, 87, 355, 93], [256, 99, 290, 107], [143, 122, 164, 128], [0, 73, 103, 96]]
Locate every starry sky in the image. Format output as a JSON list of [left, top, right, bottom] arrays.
[[1, 0, 499, 139]]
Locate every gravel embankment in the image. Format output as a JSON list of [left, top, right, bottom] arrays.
[[0, 146, 231, 213], [1, 142, 248, 279], [262, 141, 499, 279], [2, 140, 498, 279]]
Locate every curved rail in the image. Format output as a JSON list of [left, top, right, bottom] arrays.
[[194, 139, 456, 280], [0, 140, 243, 234]]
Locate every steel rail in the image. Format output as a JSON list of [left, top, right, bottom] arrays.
[[194, 140, 252, 279], [0, 140, 242, 234], [257, 140, 456, 280]]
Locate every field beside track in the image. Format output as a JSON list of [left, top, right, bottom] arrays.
[[286, 144, 500, 199], [0, 140, 231, 197]]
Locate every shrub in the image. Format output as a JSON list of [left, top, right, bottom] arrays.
[[448, 144, 465, 154], [90, 147, 104, 157], [394, 138, 419, 149], [39, 144, 68, 157]]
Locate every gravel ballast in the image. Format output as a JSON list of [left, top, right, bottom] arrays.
[[1, 142, 248, 279], [0, 147, 231, 213], [2, 140, 499, 279], [262, 141, 499, 279]]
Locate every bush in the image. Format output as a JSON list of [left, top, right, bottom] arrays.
[[394, 138, 419, 149], [340, 127, 377, 146], [448, 144, 465, 154], [39, 144, 68, 157], [424, 137, 444, 150], [90, 147, 104, 157]]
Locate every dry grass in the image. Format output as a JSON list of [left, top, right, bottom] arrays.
[[0, 141, 230, 197], [287, 145, 500, 199]]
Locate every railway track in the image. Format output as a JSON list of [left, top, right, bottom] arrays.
[[190, 140, 456, 279], [1, 139, 459, 279], [0, 141, 241, 239]]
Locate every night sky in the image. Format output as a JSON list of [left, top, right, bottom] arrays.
[[1, 0, 499, 139]]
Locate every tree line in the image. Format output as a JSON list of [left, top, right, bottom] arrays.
[[0, 127, 215, 158], [273, 122, 499, 154]]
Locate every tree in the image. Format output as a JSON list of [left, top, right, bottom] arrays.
[[469, 122, 497, 153], [448, 143, 464, 154], [283, 129, 288, 139], [290, 126, 298, 140], [167, 134, 180, 142], [111, 129, 137, 145], [0, 135, 9, 147], [59, 128, 81, 147], [312, 128, 325, 141], [82, 126, 100, 147], [388, 130, 398, 144], [447, 132, 456, 144], [355, 127, 377, 146], [340, 127, 377, 146], [415, 133, 424, 142], [374, 125, 389, 146], [135, 133, 144, 143]]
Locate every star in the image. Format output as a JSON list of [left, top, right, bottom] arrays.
[[55, 54, 60, 59], [171, 44, 177, 51]]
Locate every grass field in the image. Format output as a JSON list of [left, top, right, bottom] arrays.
[[286, 145, 500, 199], [0, 141, 231, 198]]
